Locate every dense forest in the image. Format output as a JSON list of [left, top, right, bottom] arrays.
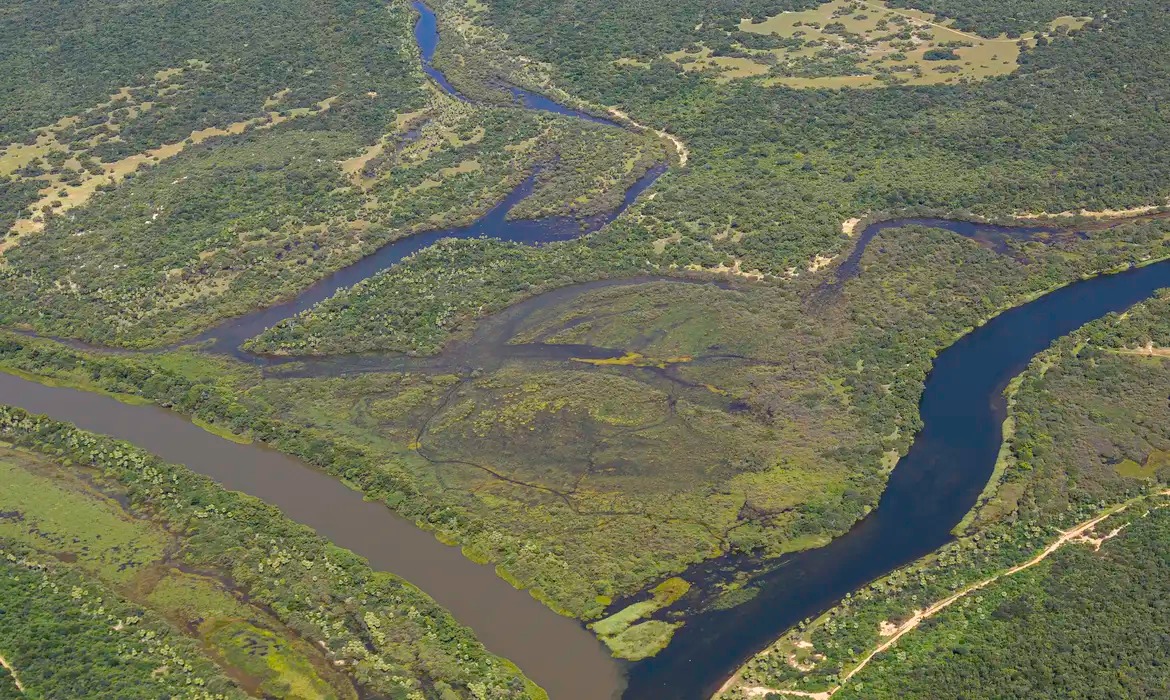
[[834, 503, 1170, 699], [431, 0, 1168, 275]]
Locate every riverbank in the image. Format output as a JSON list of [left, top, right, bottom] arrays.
[[0, 366, 625, 699], [718, 290, 1170, 699], [725, 489, 1168, 699], [4, 213, 1170, 699]]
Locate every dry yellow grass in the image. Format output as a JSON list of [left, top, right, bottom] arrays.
[[625, 0, 1081, 89], [1, 93, 338, 252], [412, 158, 482, 191], [667, 46, 772, 81], [339, 107, 433, 189]]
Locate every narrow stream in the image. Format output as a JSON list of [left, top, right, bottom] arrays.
[[1, 3, 1169, 700]]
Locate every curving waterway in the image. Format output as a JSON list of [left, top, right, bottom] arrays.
[[1, 3, 1169, 700], [624, 254, 1170, 699]]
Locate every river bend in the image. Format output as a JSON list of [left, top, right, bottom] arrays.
[[1, 3, 1168, 700]]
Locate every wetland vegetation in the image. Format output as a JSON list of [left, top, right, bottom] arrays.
[[4, 215, 1170, 632], [2, 0, 1170, 696]]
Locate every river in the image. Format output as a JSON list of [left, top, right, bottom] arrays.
[[0, 3, 1168, 700], [623, 255, 1170, 699]]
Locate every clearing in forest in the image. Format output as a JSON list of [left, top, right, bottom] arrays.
[[631, 0, 1090, 88]]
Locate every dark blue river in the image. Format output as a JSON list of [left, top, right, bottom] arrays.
[[189, 1, 659, 359], [623, 256, 1170, 699]]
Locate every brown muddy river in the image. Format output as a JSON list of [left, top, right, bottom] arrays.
[[0, 370, 624, 699], [5, 2, 1170, 699]]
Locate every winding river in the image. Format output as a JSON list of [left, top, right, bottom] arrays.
[[1, 3, 1169, 700], [625, 255, 1170, 699]]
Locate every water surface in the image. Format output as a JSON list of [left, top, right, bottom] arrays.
[[0, 371, 626, 700], [622, 252, 1170, 699], [5, 3, 1169, 699]]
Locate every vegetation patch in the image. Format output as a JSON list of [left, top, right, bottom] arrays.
[[0, 449, 349, 699], [0, 548, 247, 700], [592, 578, 690, 659], [599, 620, 681, 661], [646, 0, 1084, 88]]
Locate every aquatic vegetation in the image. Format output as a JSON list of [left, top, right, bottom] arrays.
[[592, 577, 691, 659]]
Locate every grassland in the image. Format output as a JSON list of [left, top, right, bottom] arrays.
[[591, 578, 691, 660], [455, 0, 1167, 285], [0, 447, 352, 699], [650, 0, 1089, 87], [0, 548, 247, 700]]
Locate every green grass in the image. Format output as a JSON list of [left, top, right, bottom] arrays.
[[592, 576, 691, 657], [192, 416, 254, 444], [145, 570, 254, 622], [0, 454, 167, 585], [0, 447, 350, 700], [600, 620, 681, 661], [0, 365, 154, 405], [1116, 457, 1158, 480], [209, 620, 340, 700]]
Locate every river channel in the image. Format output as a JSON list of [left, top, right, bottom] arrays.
[[0, 3, 1168, 700]]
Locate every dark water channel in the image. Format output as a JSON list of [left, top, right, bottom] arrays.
[[193, 164, 664, 361], [2, 2, 1170, 699], [623, 256, 1170, 699], [186, 0, 658, 362]]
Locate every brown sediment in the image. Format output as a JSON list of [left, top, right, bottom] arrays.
[[807, 255, 836, 273], [1014, 201, 1170, 221], [1117, 342, 1170, 358]]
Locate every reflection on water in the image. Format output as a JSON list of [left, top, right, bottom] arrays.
[[623, 253, 1170, 700]]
